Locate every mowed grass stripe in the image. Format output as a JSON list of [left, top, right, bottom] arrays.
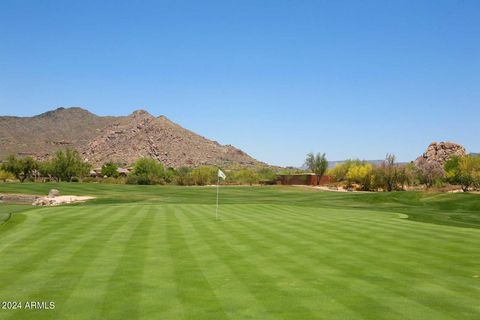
[[58, 206, 150, 319], [47, 206, 143, 318], [166, 206, 229, 320], [0, 205, 120, 291], [0, 206, 101, 254], [0, 206, 136, 320], [0, 183, 479, 320], [280, 205, 480, 296], [198, 205, 409, 320], [99, 205, 155, 319], [266, 204, 479, 278], [234, 204, 480, 316], [139, 205, 185, 319], [211, 204, 473, 319], [175, 206, 276, 320], [242, 204, 480, 318], [185, 205, 351, 320]]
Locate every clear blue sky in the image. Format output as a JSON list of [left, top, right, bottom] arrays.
[[1, 0, 479, 166]]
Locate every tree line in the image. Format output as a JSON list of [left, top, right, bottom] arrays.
[[2, 149, 479, 191], [0, 149, 276, 186], [321, 153, 480, 192]]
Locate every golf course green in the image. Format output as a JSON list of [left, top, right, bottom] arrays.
[[1, 183, 479, 319]]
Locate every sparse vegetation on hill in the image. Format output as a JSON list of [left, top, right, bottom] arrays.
[[0, 107, 264, 168]]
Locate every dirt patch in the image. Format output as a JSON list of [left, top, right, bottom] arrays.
[[0, 194, 41, 204], [291, 185, 373, 193], [32, 195, 95, 206]]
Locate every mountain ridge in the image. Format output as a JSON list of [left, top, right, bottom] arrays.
[[0, 107, 265, 168]]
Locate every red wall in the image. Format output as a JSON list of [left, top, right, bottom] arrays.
[[278, 175, 331, 186]]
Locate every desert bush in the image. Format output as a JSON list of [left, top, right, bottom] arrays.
[[0, 170, 16, 182], [328, 159, 363, 182], [233, 168, 259, 185], [102, 177, 127, 184], [1, 155, 38, 182], [415, 158, 445, 188], [81, 177, 100, 183], [101, 162, 119, 178], [174, 167, 193, 186], [164, 168, 176, 184], [257, 167, 277, 181], [191, 166, 217, 185], [346, 163, 374, 191], [445, 155, 480, 191]]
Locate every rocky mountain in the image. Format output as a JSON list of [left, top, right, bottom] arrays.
[[415, 141, 466, 166], [0, 107, 264, 168]]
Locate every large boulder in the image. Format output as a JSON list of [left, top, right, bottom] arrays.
[[415, 142, 466, 166], [48, 189, 60, 197]]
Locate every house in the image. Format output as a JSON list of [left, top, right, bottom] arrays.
[[277, 173, 331, 186], [116, 167, 131, 177]]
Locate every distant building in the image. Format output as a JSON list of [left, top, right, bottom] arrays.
[[277, 173, 331, 186], [116, 167, 131, 176]]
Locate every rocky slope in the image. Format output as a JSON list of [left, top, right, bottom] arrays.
[[0, 107, 264, 168], [415, 141, 466, 166], [81, 109, 260, 167], [0, 107, 117, 160]]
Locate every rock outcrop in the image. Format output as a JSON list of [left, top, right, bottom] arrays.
[[415, 142, 466, 166], [81, 110, 263, 168], [48, 189, 60, 197]]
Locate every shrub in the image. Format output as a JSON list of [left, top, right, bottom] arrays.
[[346, 163, 374, 190], [126, 175, 139, 185], [415, 158, 445, 188], [233, 168, 259, 185], [1, 155, 38, 182], [191, 166, 217, 185], [328, 159, 363, 182], [101, 162, 119, 178], [174, 167, 193, 186], [0, 170, 16, 182], [257, 167, 277, 181], [446, 155, 480, 191], [103, 177, 127, 184]]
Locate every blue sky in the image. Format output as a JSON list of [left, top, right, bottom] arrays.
[[1, 0, 479, 166]]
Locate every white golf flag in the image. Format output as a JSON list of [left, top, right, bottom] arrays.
[[218, 169, 226, 180]]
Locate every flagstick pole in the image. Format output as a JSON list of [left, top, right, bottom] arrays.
[[215, 174, 220, 220]]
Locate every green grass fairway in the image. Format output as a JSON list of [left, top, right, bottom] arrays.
[[1, 184, 479, 319]]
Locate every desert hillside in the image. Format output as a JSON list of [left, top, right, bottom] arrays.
[[0, 107, 264, 168]]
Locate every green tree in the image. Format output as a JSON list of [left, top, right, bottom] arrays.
[[49, 149, 91, 182], [446, 155, 480, 192], [101, 162, 119, 178], [130, 158, 165, 185], [305, 152, 328, 184], [1, 155, 38, 182]]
